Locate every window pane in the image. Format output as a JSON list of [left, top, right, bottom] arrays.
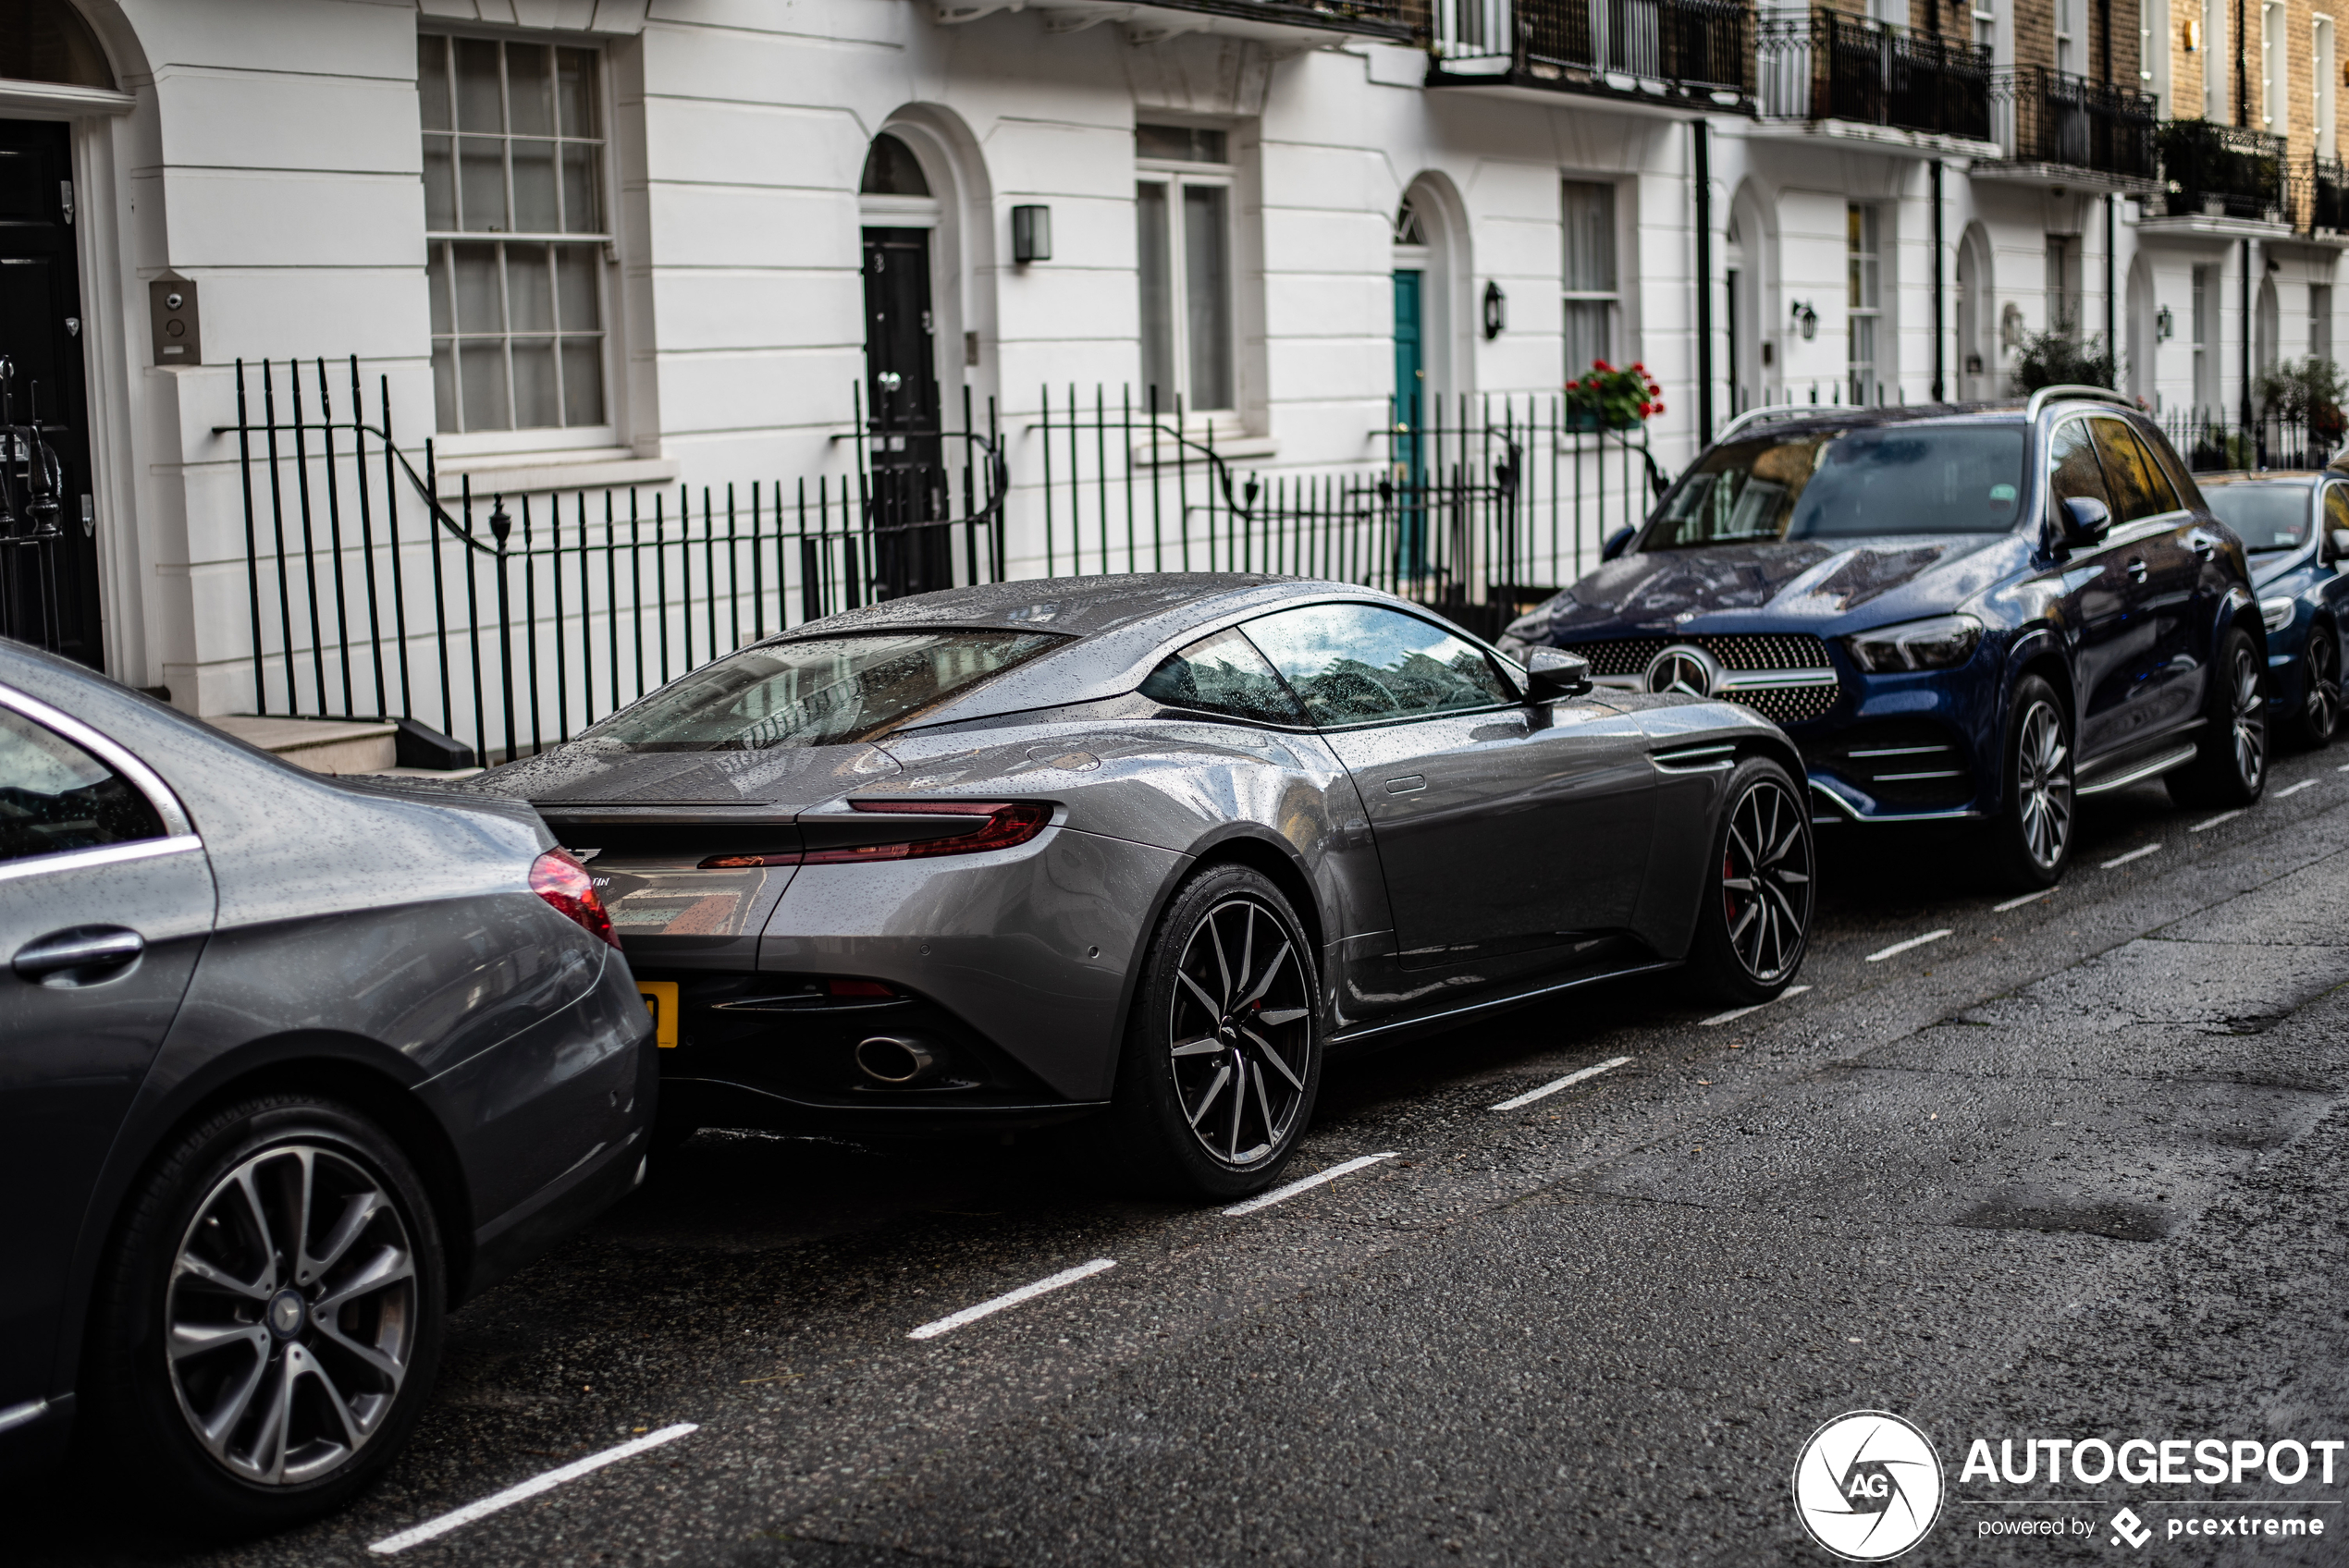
[[0, 707, 165, 864], [560, 143, 599, 233], [556, 48, 596, 139], [418, 35, 451, 131], [459, 135, 507, 231], [561, 337, 605, 426], [554, 244, 599, 331], [507, 241, 554, 331], [1137, 124, 1225, 163], [508, 43, 554, 137], [1138, 628, 1307, 725], [1646, 427, 2028, 547], [2203, 479, 2312, 550], [1183, 183, 1233, 410], [458, 340, 510, 432], [1137, 181, 1174, 412], [2089, 419, 2172, 521], [1244, 603, 1510, 727], [2046, 419, 2111, 513], [455, 38, 503, 133], [1564, 300, 1611, 377], [423, 132, 456, 231], [452, 242, 504, 333], [432, 341, 459, 432], [511, 337, 560, 428], [427, 243, 453, 336], [1562, 181, 1616, 292], [511, 139, 559, 232]]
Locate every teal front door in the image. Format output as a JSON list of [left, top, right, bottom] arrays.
[[1393, 268, 1426, 579]]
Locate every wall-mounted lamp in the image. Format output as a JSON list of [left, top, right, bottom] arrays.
[[1482, 280, 1507, 339], [2156, 303, 2175, 340], [2183, 17, 2202, 50], [1789, 300, 1818, 340], [1012, 204, 1052, 264]]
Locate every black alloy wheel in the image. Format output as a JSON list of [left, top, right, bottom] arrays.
[[2287, 625, 2341, 748], [2168, 625, 2269, 808], [1989, 675, 2074, 889], [1095, 863, 1321, 1199], [1688, 757, 1814, 1005], [81, 1096, 447, 1534]]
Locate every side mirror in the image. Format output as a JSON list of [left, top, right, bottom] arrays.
[[1600, 526, 1637, 561], [2331, 528, 2349, 563], [2058, 495, 2112, 549], [1523, 647, 1593, 702]]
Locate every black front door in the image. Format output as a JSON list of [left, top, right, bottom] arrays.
[[0, 119, 100, 667], [860, 227, 951, 600]]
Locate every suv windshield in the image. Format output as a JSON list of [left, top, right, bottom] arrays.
[[1644, 424, 2027, 549], [588, 630, 1064, 750], [2201, 480, 2312, 552]]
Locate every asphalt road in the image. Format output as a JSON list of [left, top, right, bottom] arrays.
[[25, 744, 2349, 1567]]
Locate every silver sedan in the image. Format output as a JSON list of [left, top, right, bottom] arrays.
[[473, 575, 1814, 1198]]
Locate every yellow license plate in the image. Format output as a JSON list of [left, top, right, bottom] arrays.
[[637, 982, 680, 1048]]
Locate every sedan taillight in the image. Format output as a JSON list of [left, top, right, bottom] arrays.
[[700, 802, 1052, 869], [531, 848, 621, 948]]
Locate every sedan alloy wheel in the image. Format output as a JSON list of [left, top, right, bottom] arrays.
[[2296, 630, 2341, 746], [165, 1143, 419, 1486], [2227, 639, 2268, 789], [1718, 776, 1813, 986], [1167, 895, 1313, 1169]]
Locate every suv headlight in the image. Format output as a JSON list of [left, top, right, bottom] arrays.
[[2261, 596, 2297, 633], [1843, 613, 1985, 673]]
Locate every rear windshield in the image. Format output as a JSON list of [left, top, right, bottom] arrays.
[[1644, 425, 2028, 549], [588, 630, 1064, 750], [2201, 480, 2313, 552]]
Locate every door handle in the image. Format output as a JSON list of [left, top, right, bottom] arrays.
[[14, 925, 144, 986], [1385, 775, 1427, 794], [2187, 531, 2219, 557], [2126, 557, 2148, 583]]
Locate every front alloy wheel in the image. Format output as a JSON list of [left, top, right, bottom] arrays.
[[1169, 895, 1313, 1169], [2011, 697, 2074, 874], [1717, 775, 1814, 986], [2290, 629, 2341, 748], [166, 1144, 420, 1485]]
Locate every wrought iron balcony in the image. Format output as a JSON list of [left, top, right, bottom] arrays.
[[2154, 120, 2285, 222], [1757, 10, 1990, 141], [1424, 0, 1752, 107], [1986, 67, 2158, 183], [939, 0, 1415, 39], [2297, 154, 2349, 234]]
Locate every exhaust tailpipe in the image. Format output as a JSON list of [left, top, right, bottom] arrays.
[[855, 1035, 940, 1086]]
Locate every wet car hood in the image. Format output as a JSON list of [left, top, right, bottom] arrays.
[[1529, 533, 2023, 639], [467, 740, 900, 807], [2249, 549, 2318, 592]]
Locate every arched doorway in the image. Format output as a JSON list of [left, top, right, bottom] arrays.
[[1955, 225, 1995, 400], [0, 0, 117, 666], [2125, 253, 2154, 404], [2256, 274, 2281, 380], [1727, 183, 1771, 411], [859, 131, 949, 599]]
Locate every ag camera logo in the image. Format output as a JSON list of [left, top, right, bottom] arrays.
[[1793, 1411, 1946, 1561]]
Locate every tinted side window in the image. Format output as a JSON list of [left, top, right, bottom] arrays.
[[1243, 604, 1512, 727], [0, 705, 166, 865], [2090, 417, 2179, 522], [2046, 419, 2111, 520], [2327, 484, 2349, 541], [1138, 628, 1308, 726]]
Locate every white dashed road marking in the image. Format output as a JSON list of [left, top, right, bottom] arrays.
[[369, 1424, 698, 1554], [1993, 888, 2054, 912], [1223, 1152, 1399, 1215], [2102, 843, 2162, 868], [1488, 1056, 1633, 1112], [2191, 810, 2244, 832], [1700, 985, 1812, 1027], [908, 1259, 1117, 1340], [2276, 779, 2315, 799], [1865, 929, 1953, 963]]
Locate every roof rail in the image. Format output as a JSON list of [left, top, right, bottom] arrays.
[[2024, 384, 2133, 420], [1710, 403, 1826, 446]]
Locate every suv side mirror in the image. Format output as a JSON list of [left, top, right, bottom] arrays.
[[1600, 526, 1636, 561], [1523, 647, 1593, 702], [2331, 527, 2349, 563], [2059, 495, 2112, 549]]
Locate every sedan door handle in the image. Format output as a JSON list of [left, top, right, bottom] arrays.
[[2126, 557, 2148, 583], [14, 925, 145, 986], [1385, 775, 1427, 794]]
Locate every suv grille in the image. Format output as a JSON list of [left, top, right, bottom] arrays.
[[1566, 633, 1842, 726]]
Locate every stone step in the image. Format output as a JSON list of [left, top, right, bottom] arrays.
[[205, 715, 400, 776]]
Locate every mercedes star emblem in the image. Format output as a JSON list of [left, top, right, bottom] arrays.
[[1643, 644, 1721, 698]]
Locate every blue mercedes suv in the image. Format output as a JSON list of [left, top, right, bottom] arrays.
[[1498, 386, 2269, 888]]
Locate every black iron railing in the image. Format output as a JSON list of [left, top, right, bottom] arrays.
[[1758, 11, 1990, 140], [0, 355, 71, 655], [2296, 154, 2349, 233], [1147, 0, 1418, 34], [1426, 0, 1750, 103], [2156, 120, 2285, 221], [1991, 67, 2158, 180], [2158, 409, 2340, 472]]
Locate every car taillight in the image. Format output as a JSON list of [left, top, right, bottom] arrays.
[[530, 848, 621, 948], [697, 802, 1052, 870]]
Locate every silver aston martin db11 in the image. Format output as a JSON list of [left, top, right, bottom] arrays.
[[473, 575, 1814, 1197]]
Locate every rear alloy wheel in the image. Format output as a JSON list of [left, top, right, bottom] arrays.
[[82, 1096, 446, 1534], [2167, 625, 2269, 808], [1095, 864, 1321, 1199], [2286, 625, 2341, 748], [1688, 758, 1814, 1005], [1989, 676, 2074, 890]]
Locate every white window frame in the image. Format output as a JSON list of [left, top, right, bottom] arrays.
[[1848, 203, 1881, 406], [2261, 0, 2281, 129], [1561, 179, 1622, 383], [1136, 130, 1239, 418], [2191, 263, 2214, 411], [2318, 16, 2339, 160], [421, 30, 621, 456], [2055, 0, 2077, 76]]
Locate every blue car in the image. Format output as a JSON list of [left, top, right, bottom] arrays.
[[1498, 387, 2268, 888], [2200, 471, 2347, 747]]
